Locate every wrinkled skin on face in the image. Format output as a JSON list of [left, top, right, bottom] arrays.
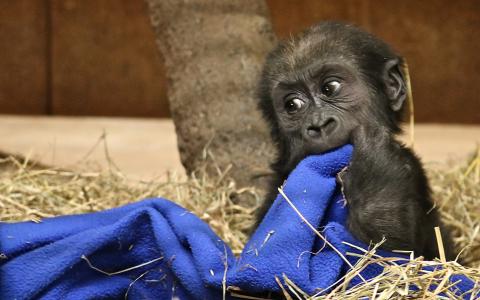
[[259, 22, 407, 177], [270, 61, 371, 171], [256, 22, 455, 260]]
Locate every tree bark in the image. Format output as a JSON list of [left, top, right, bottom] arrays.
[[146, 0, 276, 190]]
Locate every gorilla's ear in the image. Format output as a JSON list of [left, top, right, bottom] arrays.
[[383, 58, 407, 111]]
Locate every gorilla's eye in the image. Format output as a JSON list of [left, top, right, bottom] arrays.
[[321, 80, 341, 97], [284, 98, 305, 113]]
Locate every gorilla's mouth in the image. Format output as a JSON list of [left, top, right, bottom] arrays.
[[304, 133, 349, 155]]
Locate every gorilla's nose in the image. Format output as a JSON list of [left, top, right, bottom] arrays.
[[306, 117, 337, 138]]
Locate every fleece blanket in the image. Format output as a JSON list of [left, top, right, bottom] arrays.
[[0, 145, 473, 299]]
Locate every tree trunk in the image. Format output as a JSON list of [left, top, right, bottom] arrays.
[[146, 0, 276, 190]]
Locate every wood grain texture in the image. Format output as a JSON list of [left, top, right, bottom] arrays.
[[367, 1, 480, 123], [0, 116, 184, 179], [0, 0, 478, 123], [266, 0, 480, 123], [0, 1, 47, 114], [0, 116, 478, 178], [51, 0, 169, 117]]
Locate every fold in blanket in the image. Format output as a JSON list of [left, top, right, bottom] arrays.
[[0, 145, 473, 299]]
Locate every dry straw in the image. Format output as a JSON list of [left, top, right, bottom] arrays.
[[0, 146, 479, 299]]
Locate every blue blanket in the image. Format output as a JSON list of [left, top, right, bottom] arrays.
[[0, 145, 473, 299]]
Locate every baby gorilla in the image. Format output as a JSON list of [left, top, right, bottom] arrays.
[[257, 21, 454, 260]]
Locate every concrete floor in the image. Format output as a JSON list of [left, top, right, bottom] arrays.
[[0, 115, 478, 179]]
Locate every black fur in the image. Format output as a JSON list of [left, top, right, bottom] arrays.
[[256, 21, 454, 260]]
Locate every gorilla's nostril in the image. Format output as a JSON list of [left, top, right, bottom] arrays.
[[322, 117, 337, 134], [306, 118, 337, 138], [307, 126, 321, 137]]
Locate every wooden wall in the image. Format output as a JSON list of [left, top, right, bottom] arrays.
[[0, 1, 48, 114], [0, 0, 168, 117], [266, 0, 480, 123], [0, 0, 479, 123], [50, 0, 168, 117]]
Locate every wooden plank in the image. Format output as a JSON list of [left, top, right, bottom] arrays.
[[0, 1, 47, 114], [51, 0, 169, 117], [0, 116, 477, 178], [1, 0, 477, 123], [367, 0, 480, 124], [0, 116, 184, 180], [266, 0, 368, 38], [266, 0, 480, 124]]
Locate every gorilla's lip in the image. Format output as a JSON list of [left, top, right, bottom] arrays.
[[305, 137, 348, 155], [305, 142, 337, 155]]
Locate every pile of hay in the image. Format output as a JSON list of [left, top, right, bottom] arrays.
[[0, 156, 258, 253], [0, 149, 479, 299]]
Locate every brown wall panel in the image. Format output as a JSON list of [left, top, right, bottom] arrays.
[[266, 0, 480, 124], [51, 0, 169, 117], [367, 1, 480, 123], [0, 1, 47, 114], [267, 0, 369, 36], [0, 1, 478, 123]]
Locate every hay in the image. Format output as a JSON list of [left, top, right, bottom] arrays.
[[0, 148, 479, 298], [0, 155, 259, 254], [429, 148, 480, 267], [286, 245, 480, 299]]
